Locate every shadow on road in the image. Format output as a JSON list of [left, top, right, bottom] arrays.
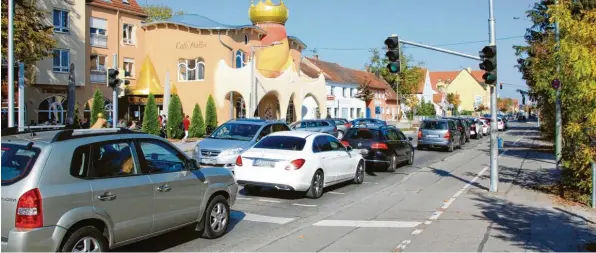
[[428, 167, 489, 191]]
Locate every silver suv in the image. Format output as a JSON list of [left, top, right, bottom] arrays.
[[1, 127, 237, 252]]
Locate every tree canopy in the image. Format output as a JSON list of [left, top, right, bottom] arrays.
[[142, 4, 186, 22]]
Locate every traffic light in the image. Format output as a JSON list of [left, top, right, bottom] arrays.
[[384, 36, 401, 74], [479, 45, 497, 85], [117, 68, 129, 98], [107, 68, 121, 88]]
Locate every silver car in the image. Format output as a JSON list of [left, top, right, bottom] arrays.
[[194, 119, 292, 171], [290, 119, 339, 138], [1, 127, 237, 252]]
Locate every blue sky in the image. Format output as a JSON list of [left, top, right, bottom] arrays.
[[142, 0, 537, 99]]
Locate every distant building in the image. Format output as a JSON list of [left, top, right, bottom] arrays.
[[430, 68, 489, 114]]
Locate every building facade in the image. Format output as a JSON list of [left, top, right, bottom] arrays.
[[430, 68, 488, 114]]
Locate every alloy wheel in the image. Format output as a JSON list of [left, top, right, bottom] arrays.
[[72, 237, 101, 252], [210, 203, 228, 233], [313, 172, 323, 196]]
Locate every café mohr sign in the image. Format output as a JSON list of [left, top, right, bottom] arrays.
[[176, 40, 207, 50]]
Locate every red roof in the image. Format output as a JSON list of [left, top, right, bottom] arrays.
[[300, 62, 320, 79], [429, 71, 459, 92], [305, 57, 388, 90], [433, 93, 443, 104], [88, 0, 147, 17]]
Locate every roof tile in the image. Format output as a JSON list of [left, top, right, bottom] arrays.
[[88, 0, 147, 17], [305, 57, 388, 90]]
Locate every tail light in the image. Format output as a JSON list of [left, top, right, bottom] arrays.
[[345, 123, 352, 128], [16, 188, 43, 228], [235, 156, 243, 166], [285, 159, 306, 170], [444, 131, 451, 140], [417, 130, 422, 139], [341, 140, 350, 147], [371, 142, 389, 149]]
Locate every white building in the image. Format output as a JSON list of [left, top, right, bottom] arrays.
[[325, 82, 366, 120]]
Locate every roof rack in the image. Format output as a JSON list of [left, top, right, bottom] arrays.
[[51, 128, 143, 143], [1, 125, 67, 137]]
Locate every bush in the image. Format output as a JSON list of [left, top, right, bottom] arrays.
[[189, 103, 206, 138], [90, 89, 105, 126], [141, 93, 160, 135], [205, 95, 218, 134], [166, 94, 184, 139]]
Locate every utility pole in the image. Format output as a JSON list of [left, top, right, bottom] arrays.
[[554, 0, 562, 166], [8, 0, 15, 127], [488, 0, 499, 192], [112, 54, 118, 124]]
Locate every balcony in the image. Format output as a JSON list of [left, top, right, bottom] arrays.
[[90, 70, 107, 83], [90, 34, 107, 48]]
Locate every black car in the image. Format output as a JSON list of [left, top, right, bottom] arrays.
[[341, 126, 414, 172], [444, 117, 470, 144]]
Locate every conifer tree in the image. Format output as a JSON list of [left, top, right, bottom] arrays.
[[141, 93, 160, 135], [167, 94, 184, 139], [90, 89, 105, 125], [189, 103, 206, 138], [205, 95, 218, 134]]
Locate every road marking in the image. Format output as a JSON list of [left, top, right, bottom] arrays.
[[394, 240, 411, 251], [237, 197, 253, 200], [424, 221, 432, 225], [363, 181, 373, 184], [328, 191, 345, 195], [313, 220, 422, 228], [292, 203, 317, 207], [411, 229, 423, 235], [259, 199, 281, 203], [441, 197, 457, 209], [429, 211, 443, 220], [237, 212, 296, 224]]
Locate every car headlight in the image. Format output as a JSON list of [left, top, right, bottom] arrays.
[[194, 145, 200, 154], [220, 148, 244, 157]]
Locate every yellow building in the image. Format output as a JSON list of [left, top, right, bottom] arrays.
[[430, 68, 489, 113]]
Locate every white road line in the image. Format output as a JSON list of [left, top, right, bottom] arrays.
[[240, 212, 295, 224], [363, 181, 373, 184], [328, 191, 346, 195], [313, 220, 422, 228], [441, 197, 457, 209], [428, 211, 443, 220], [411, 229, 423, 235], [395, 240, 411, 251], [292, 203, 317, 207], [258, 199, 281, 203], [236, 197, 253, 200], [424, 220, 432, 225]]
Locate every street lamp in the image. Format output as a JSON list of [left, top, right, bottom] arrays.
[[249, 41, 283, 118]]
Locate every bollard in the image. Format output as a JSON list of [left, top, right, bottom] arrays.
[[498, 137, 503, 149]]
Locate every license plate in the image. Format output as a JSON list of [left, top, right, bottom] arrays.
[[427, 135, 439, 138], [253, 159, 276, 167], [201, 158, 216, 165]]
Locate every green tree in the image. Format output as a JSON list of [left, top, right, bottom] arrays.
[[1, 0, 56, 82], [166, 94, 184, 139], [189, 103, 206, 138], [90, 89, 105, 126], [142, 4, 186, 22], [141, 93, 160, 135], [205, 95, 218, 134], [355, 76, 374, 105]]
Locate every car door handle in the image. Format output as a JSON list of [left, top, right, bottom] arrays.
[[97, 192, 116, 201], [156, 184, 172, 192]]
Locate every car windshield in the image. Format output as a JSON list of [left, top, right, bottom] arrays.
[[422, 121, 449, 130], [253, 136, 306, 151], [1, 144, 42, 186], [209, 123, 261, 141], [345, 129, 380, 140]]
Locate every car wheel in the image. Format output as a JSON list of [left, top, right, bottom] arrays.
[[337, 130, 344, 139], [306, 170, 325, 199], [387, 155, 397, 172], [60, 226, 108, 252], [353, 161, 365, 184], [243, 185, 261, 195], [202, 195, 230, 239], [407, 150, 414, 165]]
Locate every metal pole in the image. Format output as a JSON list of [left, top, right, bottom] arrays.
[[399, 40, 482, 61], [395, 75, 400, 123], [554, 0, 562, 166], [489, 0, 499, 192], [18, 62, 25, 129], [8, 0, 15, 127], [592, 161, 595, 208], [112, 54, 118, 124], [250, 49, 256, 118]]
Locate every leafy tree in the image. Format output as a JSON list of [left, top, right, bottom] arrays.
[[446, 93, 461, 115], [167, 94, 184, 139], [141, 93, 160, 135], [355, 76, 374, 105], [1, 0, 56, 82], [90, 89, 105, 126], [205, 95, 218, 134], [142, 4, 186, 22], [189, 103, 206, 138]]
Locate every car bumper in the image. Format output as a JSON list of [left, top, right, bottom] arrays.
[[193, 152, 237, 171], [2, 226, 67, 252], [418, 139, 451, 147], [234, 166, 312, 192]]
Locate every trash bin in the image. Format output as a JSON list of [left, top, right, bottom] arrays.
[[498, 137, 503, 149]]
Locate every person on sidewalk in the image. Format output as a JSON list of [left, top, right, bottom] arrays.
[[182, 115, 190, 142]]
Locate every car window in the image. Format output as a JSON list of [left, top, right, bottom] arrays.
[[326, 136, 345, 151], [254, 136, 305, 151], [209, 123, 261, 141], [88, 141, 138, 178], [422, 121, 449, 130], [396, 130, 407, 140], [71, 145, 91, 178], [320, 121, 330, 127], [385, 129, 399, 141], [345, 129, 380, 140], [138, 140, 186, 174], [1, 144, 42, 185], [258, 125, 272, 140], [272, 124, 290, 132], [314, 136, 333, 152]]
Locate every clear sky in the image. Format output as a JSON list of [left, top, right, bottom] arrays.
[[142, 0, 538, 100]]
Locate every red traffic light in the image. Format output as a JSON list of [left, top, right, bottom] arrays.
[[480, 45, 496, 58], [384, 36, 399, 49], [551, 78, 561, 89]]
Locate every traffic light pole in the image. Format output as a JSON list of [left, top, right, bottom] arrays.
[[488, 0, 499, 192], [112, 53, 118, 125], [554, 0, 562, 167]]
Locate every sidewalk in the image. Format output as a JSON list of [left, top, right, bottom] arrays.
[[404, 128, 596, 252], [171, 140, 199, 154]]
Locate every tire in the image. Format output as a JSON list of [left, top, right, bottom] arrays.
[[352, 161, 365, 184], [417, 145, 423, 150], [243, 185, 261, 195], [448, 142, 454, 152], [407, 150, 414, 165], [337, 130, 344, 139], [60, 226, 108, 252], [305, 170, 325, 199], [387, 155, 397, 172], [202, 195, 230, 239]]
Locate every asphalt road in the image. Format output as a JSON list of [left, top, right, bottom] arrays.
[[116, 123, 527, 252]]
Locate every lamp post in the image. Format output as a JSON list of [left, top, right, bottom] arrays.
[[249, 41, 283, 119]]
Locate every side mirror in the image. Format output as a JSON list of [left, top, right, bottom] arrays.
[[186, 159, 199, 170], [408, 137, 413, 141], [346, 146, 353, 152]]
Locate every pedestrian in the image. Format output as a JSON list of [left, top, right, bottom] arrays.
[[182, 115, 190, 142]]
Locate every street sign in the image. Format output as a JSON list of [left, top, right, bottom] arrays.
[[552, 78, 561, 89]]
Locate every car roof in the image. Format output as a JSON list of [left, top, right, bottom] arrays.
[[1, 127, 156, 145], [226, 118, 284, 125], [268, 130, 324, 139]]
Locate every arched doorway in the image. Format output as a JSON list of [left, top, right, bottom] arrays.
[[38, 95, 67, 124], [255, 91, 280, 120], [286, 94, 296, 124], [302, 94, 319, 120], [235, 97, 246, 119], [225, 92, 247, 119]]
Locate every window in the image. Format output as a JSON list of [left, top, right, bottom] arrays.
[[257, 125, 272, 140], [178, 58, 205, 81], [53, 9, 69, 33], [1, 144, 41, 186], [343, 87, 348, 97], [350, 108, 354, 118], [90, 55, 107, 71], [396, 131, 407, 141], [272, 124, 290, 132], [326, 136, 345, 151], [53, 49, 69, 73], [330, 86, 335, 95], [123, 58, 134, 78], [87, 142, 138, 178], [244, 34, 249, 44], [139, 141, 186, 174], [254, 136, 305, 151], [313, 136, 332, 153], [210, 123, 261, 141], [123, 23, 135, 45], [345, 129, 380, 140], [90, 17, 107, 47], [235, 50, 246, 68], [385, 129, 399, 141]]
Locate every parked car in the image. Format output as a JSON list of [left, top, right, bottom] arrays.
[[290, 119, 338, 138], [417, 119, 462, 152], [234, 131, 365, 199], [1, 127, 237, 252], [444, 117, 470, 143], [341, 125, 414, 172], [497, 117, 505, 131], [465, 117, 483, 139], [350, 118, 386, 128], [478, 118, 489, 136], [194, 119, 291, 171], [330, 118, 352, 139]]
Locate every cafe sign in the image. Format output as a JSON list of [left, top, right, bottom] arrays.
[[128, 96, 164, 105], [176, 40, 207, 50]]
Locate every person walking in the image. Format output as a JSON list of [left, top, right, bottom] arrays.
[[182, 115, 190, 142]]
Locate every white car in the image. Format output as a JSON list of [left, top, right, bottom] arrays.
[[234, 131, 365, 199], [497, 118, 505, 131], [479, 119, 489, 135]]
